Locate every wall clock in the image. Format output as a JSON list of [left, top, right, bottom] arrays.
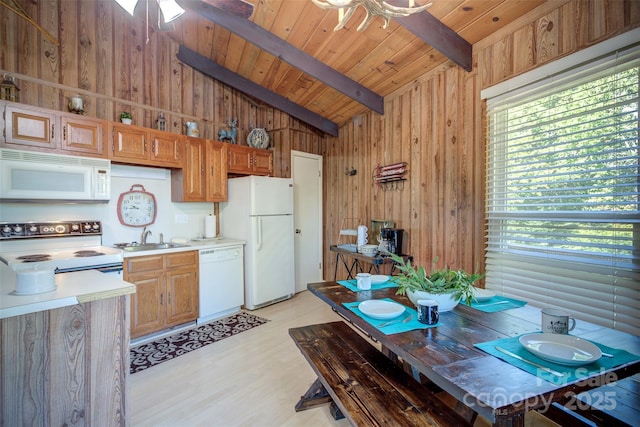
[[117, 184, 157, 227]]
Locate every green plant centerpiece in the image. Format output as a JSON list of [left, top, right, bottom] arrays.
[[120, 111, 132, 120], [388, 253, 482, 310]]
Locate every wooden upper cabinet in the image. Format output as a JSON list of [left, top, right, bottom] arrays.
[[172, 136, 207, 202], [110, 124, 147, 162], [59, 113, 106, 157], [1, 102, 106, 157], [252, 148, 273, 175], [207, 140, 228, 202], [171, 137, 228, 202], [110, 123, 182, 167], [227, 144, 273, 176], [149, 130, 182, 167], [3, 103, 58, 149]]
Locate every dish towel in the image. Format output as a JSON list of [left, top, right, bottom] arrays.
[[343, 299, 440, 335], [337, 278, 398, 292], [475, 334, 640, 384], [461, 295, 527, 312]]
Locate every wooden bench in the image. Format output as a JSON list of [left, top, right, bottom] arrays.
[[540, 375, 640, 427], [289, 321, 473, 426]]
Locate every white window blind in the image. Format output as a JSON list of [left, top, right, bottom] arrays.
[[485, 42, 640, 336]]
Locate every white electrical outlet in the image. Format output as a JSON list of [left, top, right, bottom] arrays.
[[175, 214, 188, 224]]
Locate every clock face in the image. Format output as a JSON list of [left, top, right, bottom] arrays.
[[117, 186, 157, 227]]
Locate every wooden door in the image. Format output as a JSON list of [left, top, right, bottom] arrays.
[[207, 140, 228, 201], [252, 148, 273, 176], [60, 114, 106, 157], [149, 130, 182, 167], [173, 136, 206, 201], [110, 124, 147, 162], [129, 272, 165, 338], [227, 144, 253, 174], [165, 268, 199, 327], [3, 104, 57, 149]]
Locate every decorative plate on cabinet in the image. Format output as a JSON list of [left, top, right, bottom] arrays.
[[247, 128, 270, 149]]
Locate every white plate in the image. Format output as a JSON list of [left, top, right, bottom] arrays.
[[358, 300, 405, 320], [519, 333, 602, 366], [370, 275, 390, 285], [473, 288, 496, 302]]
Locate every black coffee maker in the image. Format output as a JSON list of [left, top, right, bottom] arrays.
[[380, 228, 404, 255]]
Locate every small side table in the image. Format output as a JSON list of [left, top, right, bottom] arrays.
[[329, 245, 412, 280]]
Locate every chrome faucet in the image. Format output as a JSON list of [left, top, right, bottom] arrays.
[[141, 227, 152, 244]]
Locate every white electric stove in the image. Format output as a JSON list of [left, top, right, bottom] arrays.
[[0, 221, 123, 274]]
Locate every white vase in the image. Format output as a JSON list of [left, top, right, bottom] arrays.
[[407, 289, 460, 312], [121, 118, 132, 125]]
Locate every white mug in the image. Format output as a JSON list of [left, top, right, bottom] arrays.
[[541, 308, 576, 334], [356, 272, 371, 290]]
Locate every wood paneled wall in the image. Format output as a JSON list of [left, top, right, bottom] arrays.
[[0, 0, 322, 177], [322, 0, 640, 279], [2, 0, 638, 280]]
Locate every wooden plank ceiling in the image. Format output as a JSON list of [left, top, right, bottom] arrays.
[[164, 0, 546, 133]]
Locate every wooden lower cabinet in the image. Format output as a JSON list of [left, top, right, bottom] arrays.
[[126, 251, 199, 339]]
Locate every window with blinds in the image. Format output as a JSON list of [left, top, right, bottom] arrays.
[[485, 42, 640, 336]]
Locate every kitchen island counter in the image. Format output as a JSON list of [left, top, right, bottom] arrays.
[[0, 264, 136, 319]]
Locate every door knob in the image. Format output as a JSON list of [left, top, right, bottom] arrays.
[[295, 229, 301, 234]]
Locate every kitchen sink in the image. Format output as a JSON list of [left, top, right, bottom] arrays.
[[121, 243, 189, 252]]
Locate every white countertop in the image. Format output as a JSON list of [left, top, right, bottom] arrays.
[[0, 238, 245, 320], [0, 263, 135, 319], [121, 238, 246, 257]]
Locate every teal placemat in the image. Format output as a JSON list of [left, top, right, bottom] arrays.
[[461, 295, 527, 312], [337, 278, 398, 292], [475, 333, 640, 385], [343, 299, 440, 335]]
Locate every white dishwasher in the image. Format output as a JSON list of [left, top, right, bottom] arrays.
[[197, 245, 244, 324]]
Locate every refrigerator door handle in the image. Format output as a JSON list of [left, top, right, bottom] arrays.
[[256, 217, 263, 251]]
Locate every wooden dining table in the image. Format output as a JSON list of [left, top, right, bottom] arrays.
[[307, 281, 640, 427]]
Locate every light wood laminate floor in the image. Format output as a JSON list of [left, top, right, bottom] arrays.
[[129, 290, 348, 426]]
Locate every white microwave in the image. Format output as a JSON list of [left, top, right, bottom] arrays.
[[0, 148, 111, 202]]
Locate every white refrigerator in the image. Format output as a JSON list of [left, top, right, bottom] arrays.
[[219, 176, 295, 310]]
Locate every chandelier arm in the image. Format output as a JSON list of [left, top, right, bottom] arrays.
[[380, 0, 431, 16], [313, 0, 431, 31], [334, 6, 358, 31]]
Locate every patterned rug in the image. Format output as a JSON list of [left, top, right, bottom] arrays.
[[130, 312, 269, 373]]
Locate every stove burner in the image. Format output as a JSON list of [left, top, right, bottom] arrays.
[[74, 250, 106, 257], [17, 254, 52, 263]]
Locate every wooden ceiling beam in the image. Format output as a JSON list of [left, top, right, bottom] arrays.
[[390, 2, 473, 72], [177, 0, 384, 115], [177, 45, 339, 136]]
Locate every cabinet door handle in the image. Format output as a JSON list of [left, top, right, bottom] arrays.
[[63, 125, 67, 140], [160, 293, 163, 305], [144, 140, 147, 152], [51, 124, 54, 139], [168, 292, 172, 305]]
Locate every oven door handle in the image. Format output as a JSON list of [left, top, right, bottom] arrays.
[[55, 263, 123, 274]]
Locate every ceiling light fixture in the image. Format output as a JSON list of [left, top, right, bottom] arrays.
[[114, 0, 185, 23], [312, 0, 431, 31]]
